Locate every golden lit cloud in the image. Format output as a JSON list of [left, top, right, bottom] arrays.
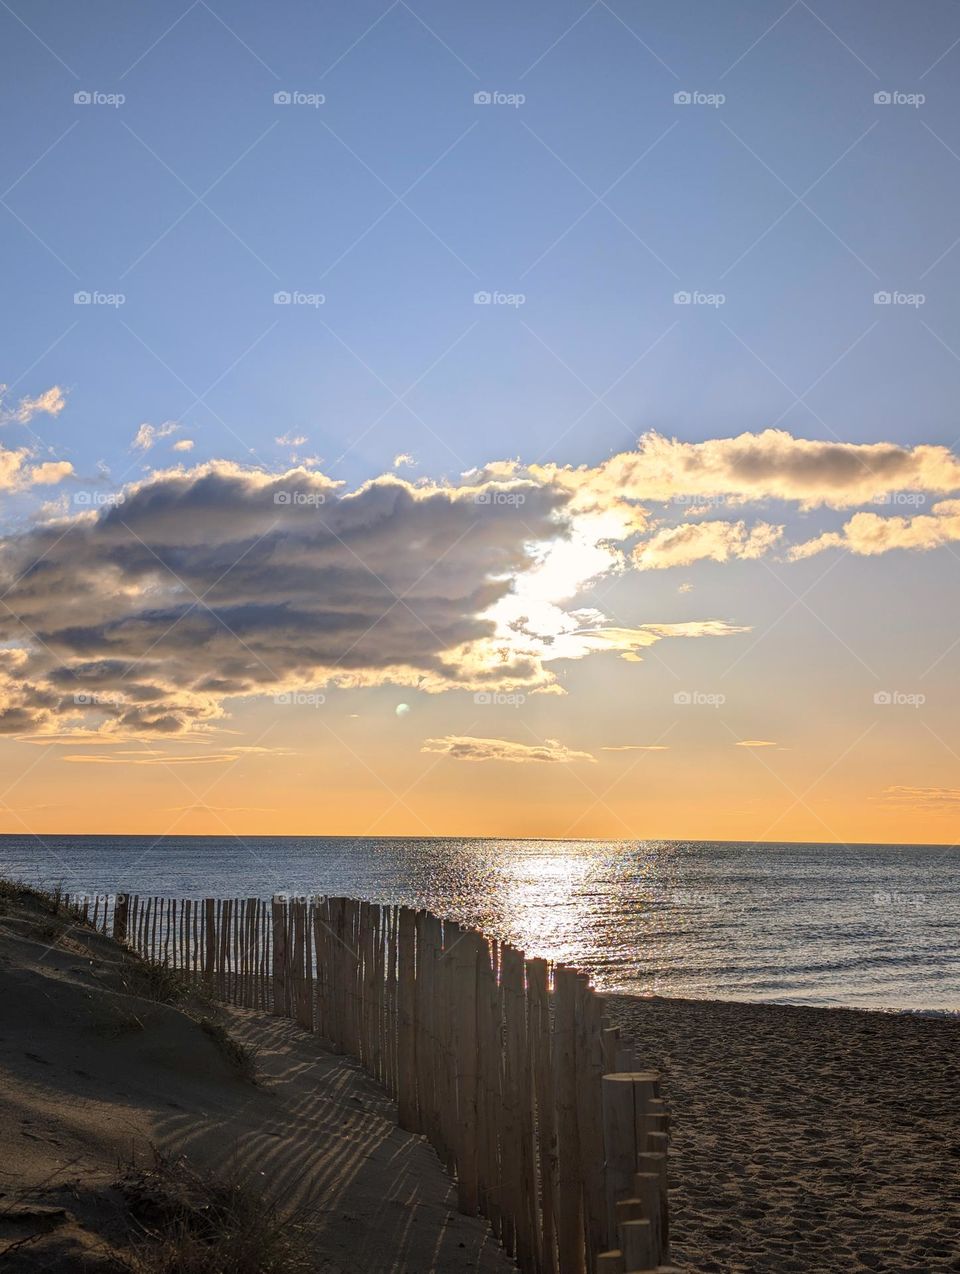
[[30, 460, 74, 485], [62, 753, 239, 765], [534, 429, 960, 510], [0, 384, 66, 425], [132, 421, 179, 451], [881, 785, 960, 807], [634, 520, 783, 570], [421, 735, 596, 764], [791, 500, 960, 560]]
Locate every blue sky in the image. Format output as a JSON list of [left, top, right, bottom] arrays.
[[3, 1, 960, 840], [5, 0, 960, 489]]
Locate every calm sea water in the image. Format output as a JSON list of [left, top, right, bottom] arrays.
[[1, 835, 957, 1013]]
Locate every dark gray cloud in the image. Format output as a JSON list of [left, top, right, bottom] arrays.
[[0, 463, 569, 734]]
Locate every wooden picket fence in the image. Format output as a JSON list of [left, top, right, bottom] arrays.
[[71, 891, 678, 1274]]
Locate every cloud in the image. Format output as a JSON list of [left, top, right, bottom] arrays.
[[276, 432, 308, 447], [601, 744, 670, 751], [421, 735, 595, 764], [735, 739, 778, 747], [790, 500, 960, 560], [0, 455, 760, 737], [534, 429, 960, 510], [0, 384, 67, 426], [634, 520, 784, 569], [0, 446, 73, 492], [30, 460, 74, 485], [161, 803, 281, 812], [62, 752, 239, 765], [881, 785, 960, 807], [173, 439, 195, 452], [393, 453, 415, 469], [13, 424, 958, 740], [0, 463, 567, 734], [132, 421, 179, 451]]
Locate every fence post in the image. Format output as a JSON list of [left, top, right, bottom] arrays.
[[113, 894, 129, 944], [455, 929, 481, 1214], [554, 966, 585, 1274], [527, 957, 557, 1274], [396, 906, 418, 1132], [600, 1071, 663, 1269]]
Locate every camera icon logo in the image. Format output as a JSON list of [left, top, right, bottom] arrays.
[[274, 290, 291, 305], [74, 90, 92, 105], [74, 290, 91, 304], [73, 491, 91, 505], [473, 691, 492, 704], [674, 91, 692, 105], [473, 291, 492, 305], [874, 91, 892, 105], [473, 91, 492, 105], [274, 491, 292, 505], [673, 691, 692, 705], [873, 291, 891, 305], [673, 290, 691, 304], [274, 91, 292, 105], [873, 690, 892, 705]]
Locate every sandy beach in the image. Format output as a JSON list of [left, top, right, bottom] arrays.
[[607, 994, 960, 1273]]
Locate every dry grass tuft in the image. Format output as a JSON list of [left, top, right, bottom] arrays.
[[198, 1018, 260, 1083], [119, 1151, 310, 1274]]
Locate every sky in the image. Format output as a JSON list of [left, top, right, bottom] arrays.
[[2, 0, 960, 842]]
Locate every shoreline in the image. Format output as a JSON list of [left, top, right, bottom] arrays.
[[606, 992, 960, 1273], [603, 988, 960, 1018]]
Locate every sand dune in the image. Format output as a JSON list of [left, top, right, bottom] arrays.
[[0, 885, 514, 1272]]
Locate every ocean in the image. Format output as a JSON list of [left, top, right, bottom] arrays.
[[1, 835, 956, 1013]]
